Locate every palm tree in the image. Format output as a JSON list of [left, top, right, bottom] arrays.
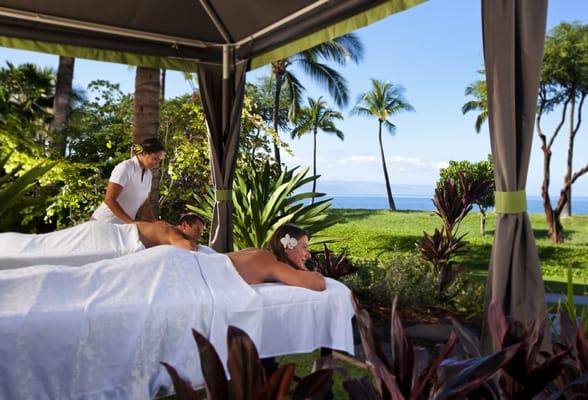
[[351, 79, 414, 211], [133, 66, 161, 217], [291, 96, 344, 198], [462, 77, 488, 133], [51, 56, 75, 156], [270, 33, 363, 169]]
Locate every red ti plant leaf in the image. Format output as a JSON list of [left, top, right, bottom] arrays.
[[409, 331, 457, 400], [227, 326, 266, 400], [160, 362, 201, 400], [486, 300, 571, 398], [257, 363, 295, 400], [343, 376, 382, 400], [432, 343, 522, 400], [390, 296, 415, 397], [448, 317, 482, 358], [192, 329, 228, 400], [292, 369, 334, 400], [309, 244, 357, 280]]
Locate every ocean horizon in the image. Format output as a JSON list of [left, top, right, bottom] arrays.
[[326, 194, 588, 215]]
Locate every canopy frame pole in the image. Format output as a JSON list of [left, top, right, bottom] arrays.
[[0, 6, 207, 48]]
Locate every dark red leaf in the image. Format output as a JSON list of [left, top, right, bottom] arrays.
[[192, 329, 228, 400], [343, 376, 382, 400], [227, 326, 266, 400], [257, 363, 295, 400], [161, 362, 200, 400], [433, 343, 521, 400], [292, 369, 333, 400]]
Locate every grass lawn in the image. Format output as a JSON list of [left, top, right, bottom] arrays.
[[317, 209, 588, 295]]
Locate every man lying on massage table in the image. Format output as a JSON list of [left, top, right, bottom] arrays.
[[0, 213, 211, 269]]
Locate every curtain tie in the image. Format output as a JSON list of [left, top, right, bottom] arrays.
[[494, 190, 527, 214], [215, 189, 232, 202]]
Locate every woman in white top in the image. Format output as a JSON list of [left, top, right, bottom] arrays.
[[92, 138, 165, 224]]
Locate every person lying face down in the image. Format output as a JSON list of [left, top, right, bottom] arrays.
[[0, 213, 208, 269], [227, 224, 326, 291], [135, 213, 205, 251]]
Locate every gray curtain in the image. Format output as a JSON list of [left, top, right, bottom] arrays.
[[482, 0, 548, 348], [197, 53, 248, 253]]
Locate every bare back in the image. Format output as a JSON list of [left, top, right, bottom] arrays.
[[134, 221, 196, 251], [227, 248, 325, 291]]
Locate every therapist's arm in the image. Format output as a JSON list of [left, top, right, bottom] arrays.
[[104, 181, 134, 223], [137, 194, 156, 222]]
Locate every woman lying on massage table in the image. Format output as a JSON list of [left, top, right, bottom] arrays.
[[228, 223, 326, 291], [0, 213, 210, 269]]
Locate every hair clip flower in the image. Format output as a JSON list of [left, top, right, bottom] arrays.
[[280, 234, 298, 250], [132, 143, 144, 155]]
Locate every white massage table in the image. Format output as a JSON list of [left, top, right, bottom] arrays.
[[0, 246, 354, 400]]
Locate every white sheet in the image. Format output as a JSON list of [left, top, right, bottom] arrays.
[[0, 247, 354, 399], [0, 221, 144, 270]]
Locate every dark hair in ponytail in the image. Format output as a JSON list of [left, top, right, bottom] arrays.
[[133, 138, 165, 155]]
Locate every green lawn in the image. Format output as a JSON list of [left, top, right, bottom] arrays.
[[317, 209, 588, 294]]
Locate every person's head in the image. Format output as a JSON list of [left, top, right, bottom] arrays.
[[133, 138, 165, 170], [177, 213, 205, 242], [268, 223, 310, 270]]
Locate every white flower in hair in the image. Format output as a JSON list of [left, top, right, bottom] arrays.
[[280, 234, 298, 250]]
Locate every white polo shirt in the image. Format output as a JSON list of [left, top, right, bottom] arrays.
[[92, 157, 152, 224]]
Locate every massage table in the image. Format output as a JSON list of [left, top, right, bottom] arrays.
[[0, 246, 354, 399]]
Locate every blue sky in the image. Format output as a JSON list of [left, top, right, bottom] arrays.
[[1, 0, 587, 196]]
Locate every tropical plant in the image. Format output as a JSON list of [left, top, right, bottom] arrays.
[[537, 21, 588, 240], [308, 244, 356, 280], [347, 296, 522, 400], [291, 96, 344, 197], [0, 61, 55, 145], [350, 79, 414, 210], [0, 152, 56, 222], [462, 71, 488, 133], [417, 173, 492, 297], [162, 326, 333, 400], [188, 163, 338, 250], [269, 33, 363, 168], [439, 156, 495, 235]]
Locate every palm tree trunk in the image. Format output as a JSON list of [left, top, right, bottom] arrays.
[[51, 56, 75, 157], [272, 73, 284, 171], [378, 121, 396, 211], [311, 128, 318, 203], [133, 67, 161, 218]]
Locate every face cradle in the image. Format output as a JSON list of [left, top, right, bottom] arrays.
[[285, 235, 310, 269]]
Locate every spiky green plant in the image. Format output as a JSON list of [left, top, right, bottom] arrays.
[[0, 151, 56, 218], [188, 163, 339, 250]]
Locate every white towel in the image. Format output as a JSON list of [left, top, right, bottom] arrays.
[[0, 221, 144, 269]]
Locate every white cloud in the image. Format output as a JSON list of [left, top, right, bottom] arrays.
[[336, 154, 378, 166], [386, 155, 448, 172]]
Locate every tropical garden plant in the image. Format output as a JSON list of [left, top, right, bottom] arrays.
[[188, 162, 338, 249], [438, 156, 495, 235], [290, 96, 344, 197], [351, 79, 414, 210], [162, 326, 334, 400], [0, 152, 56, 223], [308, 244, 357, 280], [416, 172, 492, 298]]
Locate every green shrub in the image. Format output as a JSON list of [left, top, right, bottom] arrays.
[[381, 252, 439, 306]]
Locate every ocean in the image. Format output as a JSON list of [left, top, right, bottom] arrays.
[[328, 195, 588, 215]]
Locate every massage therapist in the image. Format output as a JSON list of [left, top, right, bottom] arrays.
[[92, 138, 165, 224]]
